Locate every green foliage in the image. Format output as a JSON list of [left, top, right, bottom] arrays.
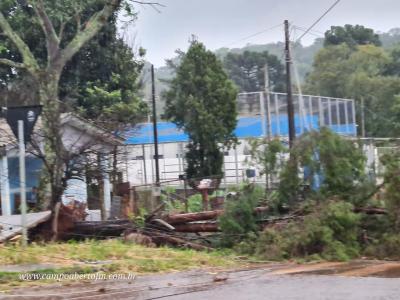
[[223, 50, 285, 92], [277, 157, 302, 208], [130, 207, 148, 228], [277, 128, 369, 206], [161, 187, 185, 213], [364, 233, 400, 260], [187, 194, 203, 213], [62, 18, 148, 129], [164, 39, 238, 180], [219, 184, 263, 247], [305, 33, 400, 137], [298, 129, 366, 198], [247, 138, 286, 180], [0, 0, 147, 128], [380, 150, 400, 229], [324, 24, 381, 48], [255, 201, 361, 261]]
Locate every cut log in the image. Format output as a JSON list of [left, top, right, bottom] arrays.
[[70, 220, 135, 238], [163, 210, 224, 225], [162, 207, 269, 225], [173, 223, 219, 232]]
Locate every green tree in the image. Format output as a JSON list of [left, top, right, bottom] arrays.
[[164, 39, 238, 180], [246, 138, 286, 194], [305, 43, 400, 137], [0, 1, 147, 129], [324, 24, 381, 48], [278, 128, 368, 206], [223, 50, 285, 92], [304, 44, 353, 98], [0, 0, 155, 207], [380, 151, 400, 229]]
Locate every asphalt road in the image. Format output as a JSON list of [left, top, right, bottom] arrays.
[[3, 262, 400, 299]]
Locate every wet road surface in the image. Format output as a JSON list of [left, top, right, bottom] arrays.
[[3, 261, 400, 299]]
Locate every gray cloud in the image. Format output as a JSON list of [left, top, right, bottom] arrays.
[[130, 0, 400, 66]]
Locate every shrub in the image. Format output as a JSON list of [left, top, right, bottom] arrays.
[[219, 184, 264, 247], [380, 151, 400, 229], [187, 194, 203, 212], [255, 201, 361, 261], [364, 234, 400, 260], [277, 128, 369, 207]]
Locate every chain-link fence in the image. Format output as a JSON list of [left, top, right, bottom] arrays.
[[237, 91, 356, 137], [122, 92, 358, 186]]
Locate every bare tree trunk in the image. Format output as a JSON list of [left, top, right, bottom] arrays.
[[51, 202, 61, 241], [38, 73, 66, 209]]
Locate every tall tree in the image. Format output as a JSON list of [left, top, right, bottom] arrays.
[[324, 24, 381, 48], [223, 50, 285, 92], [0, 0, 157, 207], [164, 39, 238, 181], [0, 1, 147, 128], [305, 42, 400, 137]]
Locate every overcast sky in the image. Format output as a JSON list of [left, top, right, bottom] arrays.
[[128, 0, 400, 67]]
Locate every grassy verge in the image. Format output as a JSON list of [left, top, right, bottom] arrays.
[[0, 239, 240, 291]]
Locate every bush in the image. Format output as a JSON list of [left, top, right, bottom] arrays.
[[187, 194, 203, 212], [364, 234, 400, 260], [219, 184, 265, 247], [255, 201, 361, 261], [277, 128, 369, 207]]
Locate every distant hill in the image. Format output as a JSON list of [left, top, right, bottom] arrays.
[[141, 28, 400, 117]]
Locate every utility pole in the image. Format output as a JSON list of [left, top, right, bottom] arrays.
[[18, 121, 27, 247], [151, 65, 160, 185], [361, 97, 366, 138], [264, 63, 272, 140], [284, 20, 296, 148]]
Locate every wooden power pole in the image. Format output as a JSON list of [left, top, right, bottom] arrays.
[[284, 20, 296, 147], [151, 65, 160, 184]]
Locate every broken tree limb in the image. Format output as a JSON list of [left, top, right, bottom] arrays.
[[151, 232, 213, 251], [354, 207, 387, 215], [152, 218, 175, 230]]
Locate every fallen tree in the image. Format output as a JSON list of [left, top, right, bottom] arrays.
[[173, 223, 219, 232], [162, 207, 269, 225]]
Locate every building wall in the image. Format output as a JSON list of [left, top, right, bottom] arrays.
[[120, 139, 383, 188]]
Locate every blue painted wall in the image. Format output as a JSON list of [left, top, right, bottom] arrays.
[[125, 115, 357, 145]]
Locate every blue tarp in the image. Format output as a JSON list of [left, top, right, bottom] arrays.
[[125, 115, 357, 145]]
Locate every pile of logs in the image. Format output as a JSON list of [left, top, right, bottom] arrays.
[[38, 203, 388, 250]]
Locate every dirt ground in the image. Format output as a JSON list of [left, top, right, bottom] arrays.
[[3, 260, 400, 299]]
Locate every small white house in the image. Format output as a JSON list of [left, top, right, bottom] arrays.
[[0, 113, 124, 217]]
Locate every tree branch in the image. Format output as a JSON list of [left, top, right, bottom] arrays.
[[58, 21, 66, 42], [0, 58, 26, 69], [59, 0, 122, 67], [59, 0, 164, 67], [0, 11, 39, 74], [30, 0, 60, 63]]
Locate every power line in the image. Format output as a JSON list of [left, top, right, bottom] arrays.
[[293, 25, 325, 36], [293, 25, 324, 39], [296, 0, 342, 42], [224, 23, 283, 48]]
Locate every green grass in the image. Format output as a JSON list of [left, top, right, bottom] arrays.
[[0, 239, 241, 290]]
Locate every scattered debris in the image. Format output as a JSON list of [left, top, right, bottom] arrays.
[[123, 232, 156, 247], [213, 275, 228, 282], [0, 211, 51, 243]]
